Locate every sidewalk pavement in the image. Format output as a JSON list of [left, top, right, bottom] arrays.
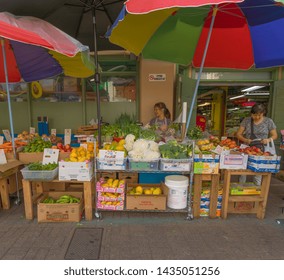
[[0, 176, 284, 260]]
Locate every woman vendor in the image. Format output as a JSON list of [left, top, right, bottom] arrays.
[[149, 102, 171, 132]]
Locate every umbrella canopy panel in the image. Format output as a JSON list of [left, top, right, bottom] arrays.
[[0, 11, 95, 82], [107, 0, 284, 69]]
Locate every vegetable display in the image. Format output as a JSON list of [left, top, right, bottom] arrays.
[[27, 162, 58, 171], [159, 140, 191, 159]]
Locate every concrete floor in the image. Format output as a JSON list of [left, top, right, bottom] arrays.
[[0, 176, 284, 260]]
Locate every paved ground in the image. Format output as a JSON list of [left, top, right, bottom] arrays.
[[1, 176, 284, 260]]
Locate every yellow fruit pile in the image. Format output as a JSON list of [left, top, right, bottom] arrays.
[[66, 146, 94, 162], [100, 201, 122, 206], [101, 178, 125, 188], [102, 139, 126, 152], [128, 185, 162, 195]]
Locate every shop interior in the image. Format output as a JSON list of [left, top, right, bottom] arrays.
[[197, 83, 271, 139]]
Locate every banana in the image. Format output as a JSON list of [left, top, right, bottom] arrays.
[[112, 179, 119, 188], [106, 178, 114, 186]]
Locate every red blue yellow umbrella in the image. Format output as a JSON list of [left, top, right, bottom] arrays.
[[0, 11, 95, 162], [0, 11, 95, 82], [106, 0, 284, 134]]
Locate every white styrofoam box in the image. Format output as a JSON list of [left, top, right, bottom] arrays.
[[160, 158, 191, 171], [248, 155, 281, 164], [59, 160, 93, 181], [247, 155, 281, 173], [96, 158, 126, 170], [220, 153, 248, 169]]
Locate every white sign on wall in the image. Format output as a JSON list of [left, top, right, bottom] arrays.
[[148, 74, 166, 82]]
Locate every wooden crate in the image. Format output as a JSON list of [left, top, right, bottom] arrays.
[[193, 173, 220, 219], [97, 171, 117, 180], [221, 169, 271, 219], [118, 172, 138, 183]]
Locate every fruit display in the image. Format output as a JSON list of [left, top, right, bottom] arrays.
[[102, 139, 126, 152], [127, 185, 162, 195], [23, 137, 52, 153], [237, 146, 272, 156], [99, 178, 125, 189], [42, 194, 80, 204], [64, 146, 94, 162], [219, 138, 238, 149], [51, 142, 72, 152], [16, 130, 39, 141]]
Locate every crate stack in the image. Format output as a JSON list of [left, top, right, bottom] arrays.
[[96, 178, 125, 210]]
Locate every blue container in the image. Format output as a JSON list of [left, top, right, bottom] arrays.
[[138, 172, 179, 184]]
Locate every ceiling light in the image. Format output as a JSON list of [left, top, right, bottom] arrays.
[[241, 85, 265, 92], [244, 92, 270, 96], [229, 94, 245, 100]]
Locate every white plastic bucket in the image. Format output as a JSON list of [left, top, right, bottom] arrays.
[[165, 175, 188, 209]]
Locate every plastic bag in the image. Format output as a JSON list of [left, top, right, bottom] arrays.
[[264, 139, 276, 155]]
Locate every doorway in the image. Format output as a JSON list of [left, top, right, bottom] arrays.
[[197, 83, 271, 138]]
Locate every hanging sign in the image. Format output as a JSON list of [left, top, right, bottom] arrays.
[[2, 130, 11, 142], [148, 74, 166, 82], [51, 129, 56, 136]]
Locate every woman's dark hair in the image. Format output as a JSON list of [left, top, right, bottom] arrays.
[[154, 102, 171, 119], [251, 103, 266, 115]]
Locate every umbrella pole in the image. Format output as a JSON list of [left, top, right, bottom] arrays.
[[92, 6, 102, 148], [185, 6, 218, 136], [1, 39, 21, 205]]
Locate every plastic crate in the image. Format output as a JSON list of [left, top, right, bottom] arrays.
[[21, 166, 58, 181], [128, 158, 159, 171]]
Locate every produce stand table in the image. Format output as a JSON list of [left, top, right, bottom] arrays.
[[22, 176, 95, 221], [221, 169, 272, 219], [0, 166, 19, 209], [193, 173, 220, 218]]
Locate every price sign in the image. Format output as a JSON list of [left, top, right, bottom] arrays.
[[2, 130, 11, 142], [0, 149, 7, 164], [0, 136, 4, 145], [64, 129, 71, 145], [42, 148, 59, 164], [51, 129, 56, 136], [29, 127, 36, 134]]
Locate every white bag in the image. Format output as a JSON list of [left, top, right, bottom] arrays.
[[264, 138, 276, 155]]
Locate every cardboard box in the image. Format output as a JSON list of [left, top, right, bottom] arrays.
[[220, 153, 248, 169], [96, 200, 124, 211], [97, 171, 117, 180], [0, 159, 24, 175], [96, 179, 125, 193], [194, 154, 219, 174], [59, 160, 93, 181], [126, 183, 167, 210], [19, 152, 43, 164], [37, 191, 84, 222], [118, 172, 138, 183], [247, 155, 281, 173], [7, 171, 23, 194], [19, 151, 70, 164], [160, 158, 191, 172]]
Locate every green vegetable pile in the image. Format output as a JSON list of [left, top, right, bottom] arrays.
[[159, 140, 191, 159], [42, 195, 80, 204], [139, 129, 157, 141], [27, 162, 58, 171], [23, 137, 52, 153], [187, 127, 204, 140]]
